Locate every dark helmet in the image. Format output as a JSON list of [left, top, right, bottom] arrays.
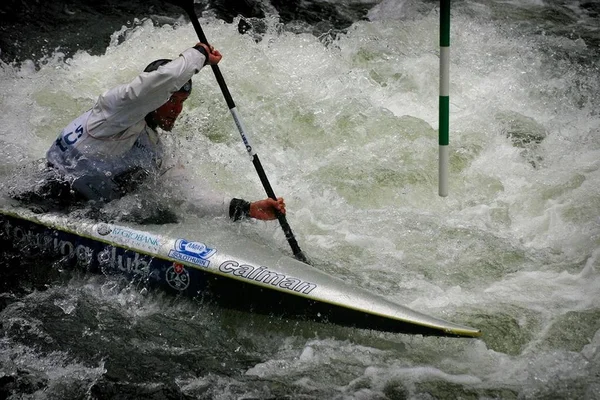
[[144, 59, 192, 94]]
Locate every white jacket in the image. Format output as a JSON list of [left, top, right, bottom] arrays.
[[46, 47, 230, 216]]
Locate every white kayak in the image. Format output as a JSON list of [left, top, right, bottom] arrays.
[[0, 205, 481, 338]]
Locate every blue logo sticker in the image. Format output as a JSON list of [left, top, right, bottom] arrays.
[[168, 239, 216, 267]]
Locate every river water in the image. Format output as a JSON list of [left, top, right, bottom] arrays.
[[1, 0, 599, 398]]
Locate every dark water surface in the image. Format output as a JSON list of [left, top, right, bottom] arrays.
[[0, 0, 377, 65]]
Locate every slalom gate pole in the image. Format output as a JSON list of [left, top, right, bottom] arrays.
[[439, 0, 450, 197]]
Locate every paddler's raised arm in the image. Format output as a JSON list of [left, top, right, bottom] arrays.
[[87, 44, 220, 139]]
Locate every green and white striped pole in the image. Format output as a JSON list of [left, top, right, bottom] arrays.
[[439, 0, 450, 197]]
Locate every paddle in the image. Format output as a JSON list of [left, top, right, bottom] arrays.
[[165, 0, 309, 264]]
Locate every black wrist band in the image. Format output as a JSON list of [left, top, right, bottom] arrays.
[[229, 198, 251, 221], [193, 45, 209, 65]]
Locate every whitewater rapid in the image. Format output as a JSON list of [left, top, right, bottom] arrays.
[[1, 0, 599, 398]]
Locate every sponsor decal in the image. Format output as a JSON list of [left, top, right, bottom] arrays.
[[168, 239, 216, 268], [166, 262, 190, 291], [1, 217, 158, 280], [96, 223, 112, 236], [219, 260, 317, 294], [98, 225, 161, 253]]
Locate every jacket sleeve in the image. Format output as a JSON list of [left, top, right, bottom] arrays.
[[86, 47, 206, 139]]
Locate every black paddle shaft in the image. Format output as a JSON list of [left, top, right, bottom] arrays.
[[166, 0, 309, 264]]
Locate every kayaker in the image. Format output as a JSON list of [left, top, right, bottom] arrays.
[[19, 43, 285, 223]]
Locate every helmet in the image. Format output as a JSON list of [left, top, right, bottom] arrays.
[[143, 59, 192, 94]]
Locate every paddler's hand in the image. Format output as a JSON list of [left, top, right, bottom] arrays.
[[249, 197, 286, 220], [194, 43, 222, 65]]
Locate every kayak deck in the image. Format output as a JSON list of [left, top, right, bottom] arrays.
[[0, 205, 481, 338]]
